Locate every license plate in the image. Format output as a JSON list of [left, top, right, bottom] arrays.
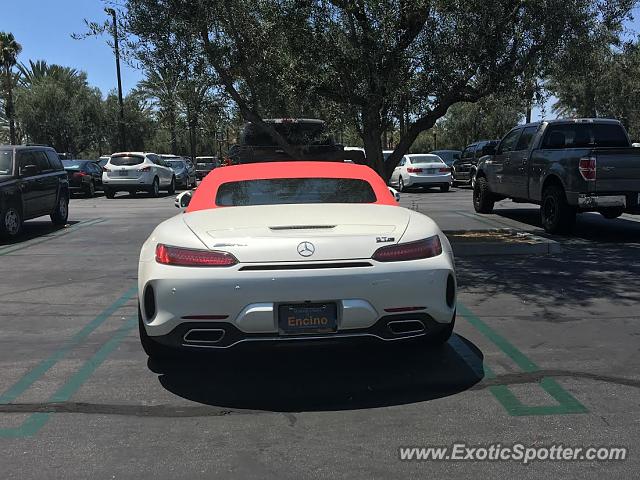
[[278, 303, 338, 335], [119, 169, 128, 177], [426, 169, 437, 174]]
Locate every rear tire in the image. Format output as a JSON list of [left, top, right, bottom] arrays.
[[50, 191, 69, 226], [138, 305, 174, 360], [398, 176, 406, 192], [600, 207, 624, 219], [0, 204, 23, 238], [85, 181, 96, 198], [473, 177, 495, 214], [105, 188, 115, 199], [440, 183, 450, 193], [541, 184, 576, 234], [168, 177, 176, 195], [149, 178, 160, 198]]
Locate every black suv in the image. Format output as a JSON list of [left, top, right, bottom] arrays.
[[452, 140, 499, 187], [0, 145, 70, 238]]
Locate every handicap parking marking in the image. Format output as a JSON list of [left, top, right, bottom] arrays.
[[0, 218, 107, 256], [0, 316, 138, 438], [0, 285, 137, 406], [457, 303, 587, 416]]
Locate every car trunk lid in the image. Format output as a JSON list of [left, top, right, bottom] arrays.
[[182, 204, 410, 262]]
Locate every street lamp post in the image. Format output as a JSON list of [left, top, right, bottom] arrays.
[[105, 8, 126, 151]]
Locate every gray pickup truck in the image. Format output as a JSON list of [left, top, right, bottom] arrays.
[[473, 119, 640, 233]]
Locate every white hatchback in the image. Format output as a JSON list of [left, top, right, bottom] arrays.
[[103, 152, 176, 198], [389, 154, 452, 192]]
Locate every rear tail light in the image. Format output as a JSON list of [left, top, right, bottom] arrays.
[[155, 244, 238, 267], [139, 166, 152, 172], [579, 156, 596, 181], [406, 167, 423, 173], [103, 167, 110, 172], [72, 171, 87, 177], [372, 236, 442, 262], [439, 167, 450, 173]]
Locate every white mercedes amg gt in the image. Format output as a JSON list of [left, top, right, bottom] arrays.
[[138, 161, 456, 358]]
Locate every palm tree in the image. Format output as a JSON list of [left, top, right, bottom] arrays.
[[0, 32, 22, 144], [17, 59, 79, 87], [138, 67, 181, 154]]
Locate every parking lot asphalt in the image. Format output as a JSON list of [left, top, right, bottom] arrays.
[[1, 186, 639, 479]]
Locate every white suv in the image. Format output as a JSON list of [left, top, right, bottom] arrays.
[[102, 152, 176, 198]]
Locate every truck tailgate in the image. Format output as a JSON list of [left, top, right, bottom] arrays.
[[595, 148, 640, 192]]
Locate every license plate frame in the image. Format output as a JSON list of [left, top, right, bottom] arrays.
[[277, 302, 338, 335], [119, 169, 128, 177]]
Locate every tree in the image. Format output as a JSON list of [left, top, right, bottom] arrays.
[[139, 67, 181, 154], [17, 60, 80, 87], [103, 91, 155, 153], [14, 67, 103, 155], [121, 0, 634, 179], [0, 32, 22, 144]]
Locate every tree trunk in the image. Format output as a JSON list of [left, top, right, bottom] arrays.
[[168, 107, 178, 155], [4, 66, 17, 145], [361, 109, 385, 177]]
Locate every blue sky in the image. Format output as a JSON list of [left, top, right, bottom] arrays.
[[3, 0, 640, 119]]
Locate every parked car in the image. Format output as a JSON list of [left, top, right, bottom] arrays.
[[102, 152, 176, 198], [452, 140, 498, 187], [430, 150, 462, 167], [473, 119, 640, 233], [227, 118, 347, 164], [162, 156, 197, 189], [98, 156, 111, 169], [633, 143, 640, 147], [389, 154, 452, 192], [62, 160, 103, 197], [195, 156, 219, 180], [0, 145, 69, 237], [139, 161, 456, 358], [343, 146, 366, 163]]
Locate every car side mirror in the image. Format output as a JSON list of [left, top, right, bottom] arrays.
[[175, 191, 192, 209], [388, 187, 400, 202], [20, 164, 38, 177], [481, 145, 496, 156]]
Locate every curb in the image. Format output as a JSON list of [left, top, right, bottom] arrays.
[[445, 229, 561, 257]]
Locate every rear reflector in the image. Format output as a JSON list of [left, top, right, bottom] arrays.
[[181, 315, 229, 320], [384, 306, 426, 313], [155, 244, 238, 267], [372, 236, 442, 262], [579, 156, 596, 181]]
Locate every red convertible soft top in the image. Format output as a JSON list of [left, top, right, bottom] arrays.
[[186, 161, 396, 212]]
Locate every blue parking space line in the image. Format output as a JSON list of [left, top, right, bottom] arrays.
[[0, 285, 137, 405]]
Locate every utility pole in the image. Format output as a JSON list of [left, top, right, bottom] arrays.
[[105, 8, 126, 151]]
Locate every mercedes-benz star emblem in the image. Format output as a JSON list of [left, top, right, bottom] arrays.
[[297, 241, 315, 257]]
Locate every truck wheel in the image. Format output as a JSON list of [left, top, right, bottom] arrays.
[[541, 185, 576, 234], [50, 192, 69, 226], [0, 204, 23, 238], [473, 177, 495, 213], [600, 207, 624, 219]]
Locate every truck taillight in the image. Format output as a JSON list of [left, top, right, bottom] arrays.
[[579, 156, 596, 181]]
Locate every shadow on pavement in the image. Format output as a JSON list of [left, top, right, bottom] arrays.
[[0, 220, 81, 247], [149, 336, 484, 412]]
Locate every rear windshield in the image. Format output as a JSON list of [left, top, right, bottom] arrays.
[[542, 123, 630, 149], [241, 122, 333, 146], [165, 160, 185, 168], [216, 178, 377, 206], [0, 150, 13, 175], [62, 160, 86, 170], [410, 155, 445, 164], [110, 155, 144, 166]]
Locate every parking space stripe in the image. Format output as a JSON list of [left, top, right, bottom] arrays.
[[458, 303, 587, 416], [0, 218, 106, 256], [0, 316, 138, 438], [0, 285, 137, 405]]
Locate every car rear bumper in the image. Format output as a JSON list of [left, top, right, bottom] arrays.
[[138, 257, 457, 343], [103, 173, 154, 188], [150, 311, 455, 349], [405, 174, 452, 186]]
